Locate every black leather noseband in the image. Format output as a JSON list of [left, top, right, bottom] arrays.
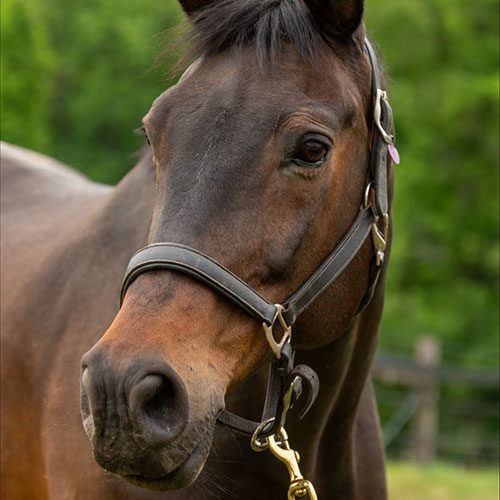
[[120, 39, 396, 440]]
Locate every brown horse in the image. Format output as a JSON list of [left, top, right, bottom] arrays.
[[1, 0, 396, 498]]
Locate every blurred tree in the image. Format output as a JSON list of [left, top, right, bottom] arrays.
[[365, 0, 499, 367], [1, 0, 183, 182], [1, 0, 54, 151]]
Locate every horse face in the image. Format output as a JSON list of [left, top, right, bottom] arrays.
[[81, 1, 374, 491]]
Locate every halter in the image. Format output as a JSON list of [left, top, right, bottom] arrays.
[[120, 38, 396, 499]]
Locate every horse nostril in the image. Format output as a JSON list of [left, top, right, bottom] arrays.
[[130, 371, 189, 445], [141, 375, 174, 422]]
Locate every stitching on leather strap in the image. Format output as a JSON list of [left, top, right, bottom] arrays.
[[282, 207, 374, 324], [121, 251, 277, 325]]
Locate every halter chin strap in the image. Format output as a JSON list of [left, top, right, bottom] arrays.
[[119, 38, 395, 439]]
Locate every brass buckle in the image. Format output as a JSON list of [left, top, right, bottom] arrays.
[[262, 304, 291, 359], [364, 183, 388, 267], [282, 376, 301, 414], [372, 213, 389, 266], [374, 89, 394, 144]]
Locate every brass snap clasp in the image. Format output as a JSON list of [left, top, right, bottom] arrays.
[[267, 428, 318, 500], [251, 425, 318, 499]]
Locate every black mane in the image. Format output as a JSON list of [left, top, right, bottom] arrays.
[[189, 0, 326, 62]]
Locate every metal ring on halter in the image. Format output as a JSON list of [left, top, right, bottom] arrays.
[[250, 418, 275, 452]]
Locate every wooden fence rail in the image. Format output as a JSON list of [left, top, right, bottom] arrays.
[[372, 337, 499, 464]]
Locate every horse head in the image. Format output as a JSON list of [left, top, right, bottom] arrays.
[[80, 0, 394, 491]]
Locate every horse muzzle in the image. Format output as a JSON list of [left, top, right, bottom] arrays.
[[80, 349, 216, 490]]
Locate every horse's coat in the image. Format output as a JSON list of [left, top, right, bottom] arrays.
[[1, 1, 394, 498]]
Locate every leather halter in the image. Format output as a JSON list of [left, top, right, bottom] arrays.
[[120, 38, 395, 440]]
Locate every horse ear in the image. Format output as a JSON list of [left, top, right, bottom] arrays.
[[303, 0, 364, 39], [178, 0, 215, 17]]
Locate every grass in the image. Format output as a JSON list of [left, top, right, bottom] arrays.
[[387, 462, 499, 500]]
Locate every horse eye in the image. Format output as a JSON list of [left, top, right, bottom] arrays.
[[294, 140, 328, 166]]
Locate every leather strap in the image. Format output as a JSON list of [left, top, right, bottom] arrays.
[[121, 242, 278, 326], [217, 345, 320, 438], [365, 38, 393, 219], [371, 97, 392, 217], [365, 39, 381, 96], [121, 208, 375, 330], [281, 206, 373, 326], [217, 410, 260, 435], [217, 343, 294, 438]]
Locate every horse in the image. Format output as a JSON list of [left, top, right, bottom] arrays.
[[0, 0, 397, 498]]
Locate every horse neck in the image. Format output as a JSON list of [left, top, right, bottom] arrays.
[[82, 150, 156, 260], [291, 279, 387, 495]]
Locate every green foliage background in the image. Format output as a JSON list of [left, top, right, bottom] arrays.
[[1, 0, 499, 461], [368, 0, 499, 369]]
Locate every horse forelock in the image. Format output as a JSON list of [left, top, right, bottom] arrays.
[[188, 0, 326, 63]]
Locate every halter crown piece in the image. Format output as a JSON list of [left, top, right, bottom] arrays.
[[120, 39, 396, 500]]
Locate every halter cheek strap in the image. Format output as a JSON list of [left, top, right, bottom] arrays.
[[119, 38, 396, 439]]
